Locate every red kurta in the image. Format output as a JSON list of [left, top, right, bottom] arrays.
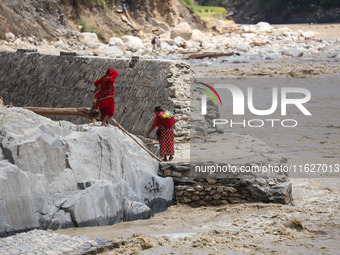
[[152, 111, 176, 157], [94, 68, 118, 118]]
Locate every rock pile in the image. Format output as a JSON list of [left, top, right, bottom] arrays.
[[175, 177, 292, 207], [1, 21, 339, 64], [0, 229, 113, 255]]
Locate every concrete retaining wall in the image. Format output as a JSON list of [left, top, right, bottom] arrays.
[[0, 51, 193, 136]]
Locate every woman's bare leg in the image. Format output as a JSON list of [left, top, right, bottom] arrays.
[[101, 115, 110, 126]]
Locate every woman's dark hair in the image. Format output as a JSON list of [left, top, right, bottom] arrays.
[[155, 106, 163, 113]]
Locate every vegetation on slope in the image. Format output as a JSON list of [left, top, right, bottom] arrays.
[[181, 0, 227, 19], [196, 0, 340, 13]]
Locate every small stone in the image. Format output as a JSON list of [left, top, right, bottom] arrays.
[[171, 171, 182, 178], [5, 32, 15, 42], [192, 195, 200, 201], [183, 170, 191, 177], [216, 186, 223, 193], [186, 187, 195, 192], [213, 194, 221, 200], [205, 187, 212, 192], [194, 185, 204, 191], [203, 195, 213, 201], [176, 191, 184, 196], [224, 187, 237, 193], [209, 190, 216, 195], [163, 170, 171, 176], [206, 178, 217, 184], [268, 181, 276, 186], [196, 200, 207, 206], [176, 185, 187, 191], [256, 178, 267, 186], [181, 197, 192, 203]]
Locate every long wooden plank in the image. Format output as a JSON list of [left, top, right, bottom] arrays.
[[23, 107, 93, 118], [187, 51, 234, 59]]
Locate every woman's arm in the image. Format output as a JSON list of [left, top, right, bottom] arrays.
[[94, 79, 102, 88], [144, 125, 156, 138]]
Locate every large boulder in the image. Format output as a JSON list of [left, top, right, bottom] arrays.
[[335, 54, 340, 62], [98, 46, 124, 57], [79, 32, 100, 49], [190, 29, 209, 44], [5, 32, 15, 42], [121, 35, 144, 52], [254, 22, 273, 32], [151, 18, 170, 31], [281, 47, 307, 57], [108, 37, 124, 47], [0, 108, 174, 236], [170, 22, 193, 40]]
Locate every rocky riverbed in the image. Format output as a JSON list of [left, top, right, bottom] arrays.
[[1, 21, 340, 65]]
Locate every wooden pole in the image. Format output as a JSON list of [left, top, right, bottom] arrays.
[[187, 51, 234, 59], [23, 107, 94, 119], [110, 118, 162, 162]]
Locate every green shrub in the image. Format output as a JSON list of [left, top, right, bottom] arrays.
[[181, 0, 228, 17], [79, 16, 96, 33], [83, 0, 108, 9], [0, 30, 5, 40], [181, 0, 198, 13]]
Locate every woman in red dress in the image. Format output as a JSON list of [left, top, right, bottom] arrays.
[[145, 106, 176, 161], [94, 68, 118, 126]]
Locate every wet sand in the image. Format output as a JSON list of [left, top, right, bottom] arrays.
[[54, 24, 340, 254]]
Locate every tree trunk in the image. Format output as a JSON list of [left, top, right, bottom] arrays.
[[23, 107, 99, 120], [187, 51, 234, 59]]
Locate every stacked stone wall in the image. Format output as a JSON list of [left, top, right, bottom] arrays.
[[160, 162, 293, 206], [0, 51, 193, 136]]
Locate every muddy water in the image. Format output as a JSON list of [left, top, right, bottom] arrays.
[[55, 178, 340, 254]]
